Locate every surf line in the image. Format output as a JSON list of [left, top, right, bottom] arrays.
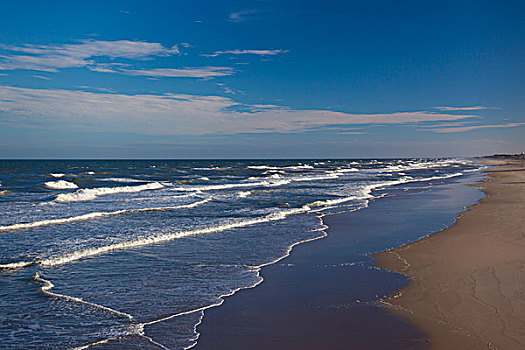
[[33, 272, 133, 320], [0, 197, 211, 232], [0, 172, 469, 271]]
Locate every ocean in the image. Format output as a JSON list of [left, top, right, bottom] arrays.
[[0, 159, 485, 349]]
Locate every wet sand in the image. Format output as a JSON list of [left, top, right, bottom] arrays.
[[376, 157, 525, 349], [194, 175, 483, 349]]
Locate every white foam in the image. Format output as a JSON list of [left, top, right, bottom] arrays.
[[33, 272, 133, 320], [0, 261, 34, 269], [262, 170, 286, 175], [199, 177, 210, 181], [38, 206, 310, 267], [246, 165, 280, 170], [334, 167, 359, 173], [307, 196, 359, 208], [293, 174, 339, 182], [193, 167, 226, 171], [44, 180, 78, 189], [86, 171, 95, 175], [377, 159, 476, 173], [0, 198, 211, 232], [0, 170, 469, 270], [50, 173, 65, 178], [237, 191, 252, 198], [97, 178, 147, 183], [55, 182, 165, 203], [171, 180, 283, 192], [285, 165, 314, 170]]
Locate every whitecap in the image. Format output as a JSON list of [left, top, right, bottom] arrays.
[[55, 182, 164, 203], [44, 180, 78, 189]]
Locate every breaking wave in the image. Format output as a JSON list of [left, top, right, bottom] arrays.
[[45, 180, 78, 189], [0, 198, 211, 232], [55, 182, 165, 203]]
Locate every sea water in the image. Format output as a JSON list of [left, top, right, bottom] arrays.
[[0, 159, 485, 349]]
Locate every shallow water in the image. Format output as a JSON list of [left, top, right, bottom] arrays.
[[0, 158, 484, 349]]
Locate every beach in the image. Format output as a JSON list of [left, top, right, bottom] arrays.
[[0, 159, 487, 348], [194, 165, 484, 349], [376, 156, 525, 349]]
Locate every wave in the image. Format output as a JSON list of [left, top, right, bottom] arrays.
[[44, 180, 78, 189], [292, 174, 339, 182], [193, 167, 228, 171], [171, 180, 291, 192], [333, 167, 359, 173], [0, 198, 211, 232], [50, 173, 65, 178], [0, 260, 33, 269], [33, 272, 133, 320], [0, 171, 469, 270], [97, 178, 148, 183], [36, 206, 311, 267], [307, 196, 359, 208], [377, 159, 476, 173], [285, 165, 314, 170], [55, 182, 165, 203], [246, 165, 280, 170]]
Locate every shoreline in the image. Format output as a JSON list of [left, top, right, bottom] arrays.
[[375, 157, 525, 349], [193, 171, 484, 349]]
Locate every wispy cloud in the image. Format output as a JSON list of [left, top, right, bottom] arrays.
[[0, 86, 481, 136], [121, 67, 235, 78], [430, 122, 525, 133], [32, 75, 51, 80], [203, 49, 288, 57], [0, 40, 179, 72], [418, 121, 473, 128], [434, 106, 490, 111], [228, 9, 259, 23]]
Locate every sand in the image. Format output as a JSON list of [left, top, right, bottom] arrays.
[[375, 157, 525, 350]]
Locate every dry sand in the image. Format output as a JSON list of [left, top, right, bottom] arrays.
[[375, 157, 525, 350]]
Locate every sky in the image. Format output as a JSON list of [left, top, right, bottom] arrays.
[[0, 0, 523, 159]]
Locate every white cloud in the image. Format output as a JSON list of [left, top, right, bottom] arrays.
[[430, 122, 525, 133], [203, 49, 288, 57], [0, 86, 481, 136], [434, 106, 490, 111], [0, 40, 179, 72], [228, 9, 259, 23], [121, 67, 235, 78]]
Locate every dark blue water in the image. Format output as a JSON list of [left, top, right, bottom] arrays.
[[0, 159, 484, 349]]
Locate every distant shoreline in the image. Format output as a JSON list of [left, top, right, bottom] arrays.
[[375, 156, 525, 349]]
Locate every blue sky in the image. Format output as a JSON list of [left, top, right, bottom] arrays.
[[0, 0, 523, 158]]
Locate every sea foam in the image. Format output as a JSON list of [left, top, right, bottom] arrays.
[[44, 180, 78, 189], [0, 198, 211, 232], [55, 182, 164, 203]]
